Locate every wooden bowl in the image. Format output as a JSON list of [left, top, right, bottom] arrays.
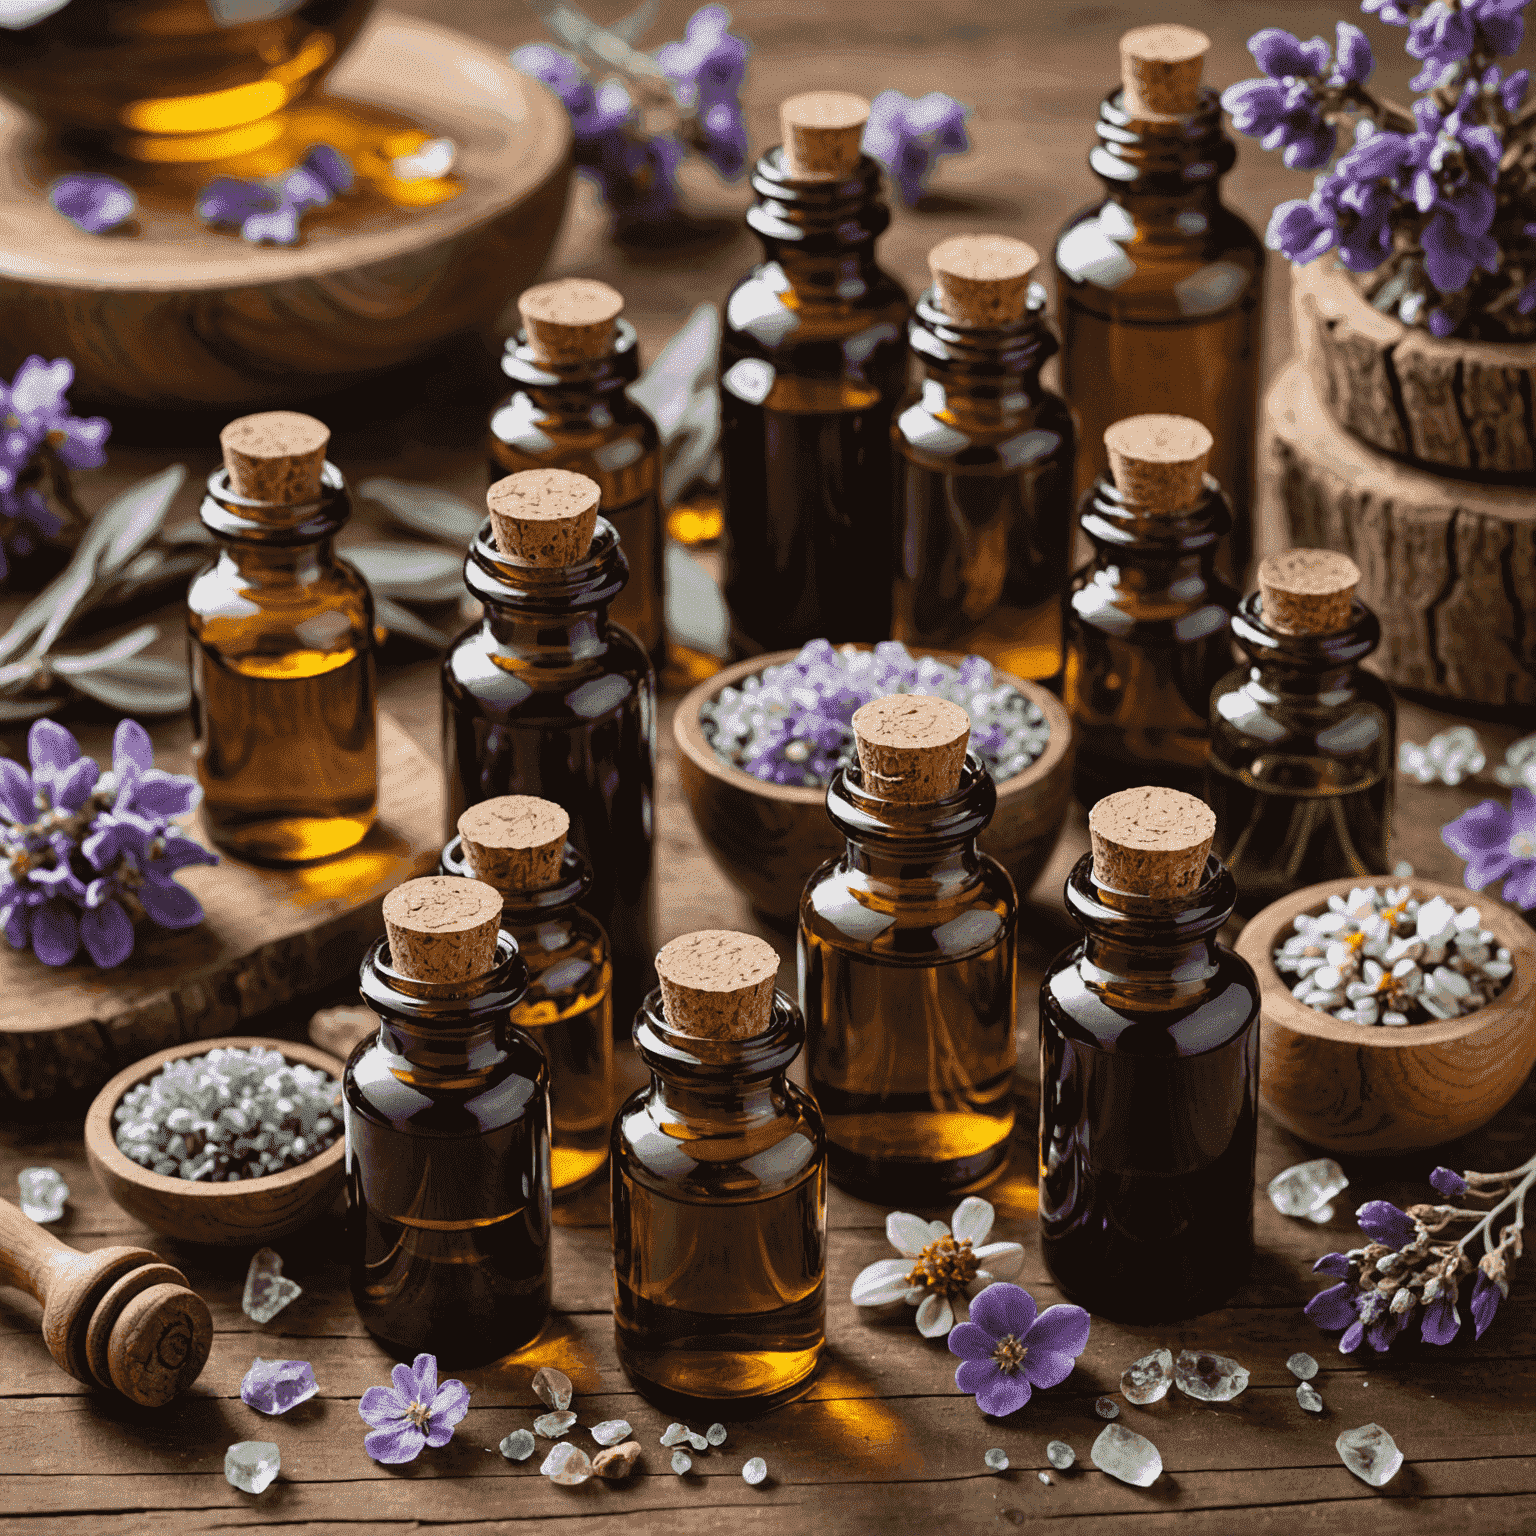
[[85, 1036, 348, 1247], [674, 651, 1074, 927], [1235, 877, 1536, 1155]]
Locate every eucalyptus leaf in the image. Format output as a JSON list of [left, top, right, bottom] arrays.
[[0, 694, 59, 723], [606, 0, 657, 43], [49, 624, 160, 676], [359, 477, 482, 547], [629, 303, 721, 505], [346, 543, 465, 601], [96, 464, 188, 575], [67, 656, 191, 714], [665, 542, 729, 657], [374, 596, 454, 649]]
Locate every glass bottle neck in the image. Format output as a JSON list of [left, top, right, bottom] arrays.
[[1232, 592, 1380, 694], [1078, 475, 1230, 582], [438, 838, 593, 924], [907, 291, 1058, 425], [1088, 86, 1235, 217], [746, 148, 892, 273], [199, 463, 351, 550], [500, 320, 643, 414]]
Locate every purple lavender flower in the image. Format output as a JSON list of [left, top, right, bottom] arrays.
[[1249, 28, 1332, 79], [1266, 197, 1338, 263], [947, 1282, 1090, 1417], [657, 4, 749, 110], [1334, 21, 1376, 83], [863, 89, 971, 205], [1419, 1291, 1461, 1344], [699, 99, 749, 181], [358, 1353, 469, 1463], [1407, 1, 1478, 88], [48, 174, 135, 235], [1430, 1166, 1469, 1198], [1442, 789, 1536, 908], [196, 144, 352, 247], [1356, 1200, 1419, 1247], [1469, 1268, 1503, 1337], [302, 143, 354, 196], [1224, 30, 1337, 168], [196, 176, 279, 230], [513, 42, 599, 124]]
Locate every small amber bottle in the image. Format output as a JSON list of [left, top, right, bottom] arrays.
[[442, 468, 657, 1026], [489, 279, 666, 668], [1064, 414, 1238, 808], [345, 876, 552, 1363], [1039, 788, 1259, 1322], [1209, 550, 1395, 918], [188, 411, 377, 864], [720, 91, 911, 653], [440, 795, 614, 1198], [799, 695, 1018, 1202], [892, 235, 1075, 683], [613, 930, 827, 1416], [1054, 25, 1264, 584]]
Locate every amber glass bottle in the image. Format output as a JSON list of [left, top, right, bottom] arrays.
[[442, 469, 656, 1024], [1208, 550, 1395, 918], [345, 877, 552, 1364], [892, 235, 1075, 683], [800, 696, 1018, 1202], [489, 280, 665, 667], [1064, 414, 1237, 808], [188, 411, 377, 866], [1054, 25, 1264, 584], [613, 931, 826, 1417], [1039, 788, 1259, 1323], [720, 92, 910, 653]]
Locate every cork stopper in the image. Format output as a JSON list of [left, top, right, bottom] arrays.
[[382, 876, 504, 983], [487, 468, 601, 567], [219, 412, 330, 504], [1119, 24, 1210, 119], [518, 279, 624, 366], [929, 235, 1040, 327], [780, 91, 869, 181], [1258, 549, 1361, 636], [852, 695, 970, 803], [457, 796, 570, 894], [655, 930, 779, 1041], [1104, 414, 1214, 513], [1089, 787, 1217, 902]]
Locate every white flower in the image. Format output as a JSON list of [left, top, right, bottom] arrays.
[[849, 1196, 1026, 1339]]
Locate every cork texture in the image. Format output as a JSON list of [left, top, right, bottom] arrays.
[[518, 278, 624, 365], [929, 235, 1039, 327], [1258, 548, 1361, 636], [655, 929, 779, 1041], [487, 468, 601, 567], [1120, 23, 1210, 118], [220, 412, 330, 504], [1104, 413, 1214, 513], [1089, 786, 1217, 901], [382, 875, 504, 983], [457, 796, 571, 894], [853, 695, 971, 803], [780, 91, 869, 180]]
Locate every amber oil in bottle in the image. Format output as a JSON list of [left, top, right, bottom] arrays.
[[720, 92, 911, 653], [188, 412, 377, 865], [799, 695, 1018, 1202], [345, 876, 552, 1364], [613, 930, 827, 1416], [1039, 788, 1259, 1322], [441, 795, 613, 1197], [1209, 550, 1395, 918], [892, 235, 1075, 683]]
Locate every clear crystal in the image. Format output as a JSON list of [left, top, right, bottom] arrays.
[[1120, 1348, 1174, 1406], [594, 1441, 641, 1479], [500, 1429, 536, 1461], [1046, 1440, 1074, 1470], [239, 1358, 317, 1415], [1091, 1424, 1162, 1487], [225, 1441, 280, 1494], [1267, 1159, 1349, 1218], [706, 1422, 727, 1446], [742, 1456, 768, 1485], [1094, 1395, 1119, 1419], [671, 1450, 692, 1475], [1175, 1349, 1250, 1402], [1298, 1382, 1324, 1413], [686, 1430, 708, 1451], [534, 1410, 577, 1438], [17, 1167, 67, 1223], [1305, 1203, 1335, 1223], [660, 1422, 690, 1446], [541, 1442, 592, 1485], [532, 1366, 573, 1411], [591, 1419, 632, 1447], [242, 1248, 301, 1323], [1337, 1423, 1403, 1486], [1287, 1352, 1318, 1381], [1038, 1472, 1051, 1484], [984, 1447, 1009, 1470]]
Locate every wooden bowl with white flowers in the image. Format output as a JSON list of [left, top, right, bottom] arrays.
[[1235, 877, 1536, 1156]]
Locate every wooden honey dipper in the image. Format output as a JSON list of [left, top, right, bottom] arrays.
[[0, 1197, 212, 1407]]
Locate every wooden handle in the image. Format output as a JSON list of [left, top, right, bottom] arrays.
[[0, 1196, 75, 1302]]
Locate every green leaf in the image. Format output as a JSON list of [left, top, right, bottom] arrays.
[[0, 694, 60, 723], [345, 543, 465, 601], [68, 656, 190, 714], [358, 477, 482, 546], [50, 624, 160, 676]]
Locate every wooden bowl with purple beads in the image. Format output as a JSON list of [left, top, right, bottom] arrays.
[[673, 649, 1074, 929], [1236, 877, 1536, 1156], [84, 1037, 347, 1247]]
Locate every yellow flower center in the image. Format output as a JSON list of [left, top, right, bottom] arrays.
[[992, 1333, 1028, 1373], [406, 1401, 432, 1430], [905, 1233, 980, 1296]]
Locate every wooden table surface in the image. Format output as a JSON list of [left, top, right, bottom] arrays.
[[5, 0, 1536, 1530]]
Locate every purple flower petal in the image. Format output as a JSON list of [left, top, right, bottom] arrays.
[[27, 718, 80, 775], [1470, 1272, 1501, 1339], [30, 899, 80, 966], [1022, 1347, 1078, 1390], [147, 832, 218, 875], [358, 1385, 408, 1426], [1501, 860, 1536, 911], [975, 1368, 1032, 1418], [947, 1321, 997, 1361], [1313, 1252, 1352, 1278], [138, 876, 204, 931], [302, 144, 355, 196], [129, 771, 198, 820], [364, 1421, 426, 1464], [3, 900, 29, 950], [79, 898, 133, 968], [51, 756, 99, 812], [410, 1353, 438, 1403], [1429, 1167, 1468, 1199], [1250, 28, 1323, 79], [390, 1362, 420, 1401], [1022, 1303, 1090, 1359], [1366, 1308, 1408, 1351], [1305, 1281, 1360, 1330], [0, 759, 34, 824], [242, 206, 301, 246], [955, 1357, 1001, 1395], [1420, 1294, 1460, 1345], [1356, 1200, 1417, 1248], [425, 1379, 469, 1444], [197, 177, 277, 229], [111, 718, 153, 775], [1334, 21, 1374, 83], [967, 1281, 1036, 1341], [48, 174, 136, 234]]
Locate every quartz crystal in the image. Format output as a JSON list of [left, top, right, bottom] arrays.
[[1046, 1441, 1075, 1470], [1091, 1424, 1162, 1487], [591, 1419, 632, 1447], [225, 1440, 280, 1494], [534, 1410, 577, 1438], [1175, 1349, 1250, 1402], [17, 1167, 67, 1223], [1399, 728, 1485, 787], [660, 1422, 691, 1446], [742, 1456, 768, 1485], [1038, 1472, 1051, 1485], [1268, 1159, 1348, 1219], [541, 1442, 592, 1485], [242, 1248, 301, 1323], [500, 1429, 536, 1461], [1120, 1348, 1174, 1406], [239, 1358, 317, 1415], [984, 1448, 1009, 1471], [532, 1366, 573, 1411], [686, 1430, 709, 1452], [1337, 1423, 1403, 1486], [706, 1423, 728, 1446], [1287, 1352, 1318, 1381], [1297, 1382, 1324, 1413], [671, 1450, 692, 1475], [1094, 1396, 1119, 1419], [594, 1441, 642, 1479]]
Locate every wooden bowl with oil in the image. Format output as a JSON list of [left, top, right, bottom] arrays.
[[1235, 876, 1535, 1155]]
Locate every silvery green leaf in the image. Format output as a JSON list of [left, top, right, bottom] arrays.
[[607, 0, 658, 43], [94, 465, 187, 574], [0, 694, 59, 723], [629, 303, 721, 504], [374, 596, 454, 648], [345, 543, 464, 601], [49, 624, 160, 675], [665, 543, 728, 657], [358, 477, 482, 546], [0, 655, 43, 690], [67, 655, 190, 714]]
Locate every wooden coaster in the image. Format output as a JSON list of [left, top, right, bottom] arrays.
[[518, 279, 624, 366], [486, 468, 601, 567], [852, 695, 971, 802], [1120, 23, 1210, 119], [929, 235, 1039, 327], [1089, 786, 1216, 900], [780, 91, 869, 181], [219, 412, 330, 504], [457, 796, 570, 894], [382, 875, 503, 983], [1258, 549, 1361, 636], [655, 929, 779, 1041], [1104, 414, 1214, 513]]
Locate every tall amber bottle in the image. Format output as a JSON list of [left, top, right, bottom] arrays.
[[720, 91, 910, 653], [1039, 788, 1260, 1322], [1054, 24, 1264, 584], [1064, 414, 1237, 807], [799, 695, 1018, 1202], [613, 930, 827, 1416], [1209, 550, 1395, 918], [188, 411, 377, 865], [441, 468, 656, 1025], [344, 876, 552, 1364], [892, 235, 1075, 683], [441, 795, 613, 1197], [489, 279, 665, 667]]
